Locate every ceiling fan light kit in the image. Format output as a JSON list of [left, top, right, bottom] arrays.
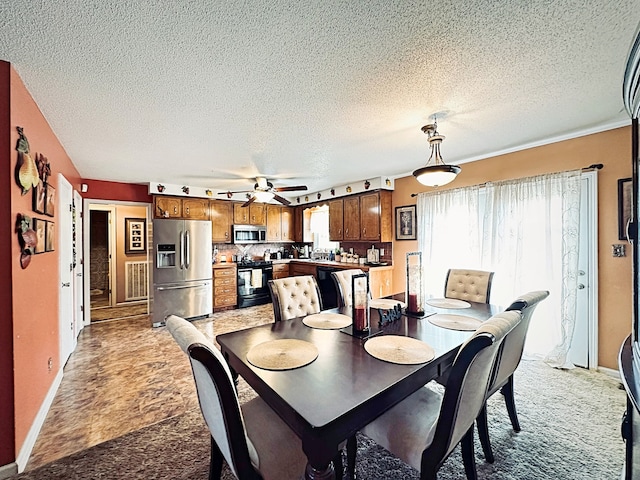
[[413, 121, 461, 187]]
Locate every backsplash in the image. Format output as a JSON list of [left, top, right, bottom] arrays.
[[339, 242, 393, 263]]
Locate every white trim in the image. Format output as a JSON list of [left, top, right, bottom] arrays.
[[598, 365, 622, 380], [584, 172, 599, 369], [15, 368, 63, 472]]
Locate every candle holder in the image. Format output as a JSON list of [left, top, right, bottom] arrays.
[[406, 252, 424, 315], [351, 272, 370, 333]]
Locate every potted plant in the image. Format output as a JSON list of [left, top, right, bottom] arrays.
[[335, 248, 342, 262]]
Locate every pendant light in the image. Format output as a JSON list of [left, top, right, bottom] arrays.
[[412, 119, 461, 187]]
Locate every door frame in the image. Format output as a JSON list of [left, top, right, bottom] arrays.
[[58, 174, 75, 366]]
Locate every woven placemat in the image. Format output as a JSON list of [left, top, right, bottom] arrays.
[[369, 299, 406, 310], [426, 298, 471, 309], [364, 335, 435, 365], [428, 313, 482, 331], [303, 313, 352, 329], [246, 339, 319, 371]]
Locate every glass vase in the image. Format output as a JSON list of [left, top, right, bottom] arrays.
[[406, 252, 424, 315]]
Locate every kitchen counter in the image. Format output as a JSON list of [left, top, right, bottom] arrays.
[[273, 258, 392, 272]]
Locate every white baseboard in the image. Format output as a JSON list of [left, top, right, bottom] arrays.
[[0, 462, 18, 479], [15, 368, 63, 472], [598, 365, 621, 380]]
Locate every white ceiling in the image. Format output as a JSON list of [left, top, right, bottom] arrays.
[[1, 1, 639, 198]]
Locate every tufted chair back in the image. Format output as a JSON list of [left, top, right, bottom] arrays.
[[331, 269, 365, 307], [268, 276, 324, 322], [444, 269, 495, 304]]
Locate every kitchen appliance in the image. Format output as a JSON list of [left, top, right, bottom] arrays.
[[232, 224, 267, 244], [152, 219, 213, 327], [317, 265, 341, 309], [237, 259, 273, 308]]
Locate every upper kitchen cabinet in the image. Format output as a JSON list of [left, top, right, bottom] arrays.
[[210, 199, 233, 243], [281, 206, 295, 242], [328, 190, 392, 242], [329, 199, 344, 241], [233, 202, 266, 225], [266, 204, 283, 241], [154, 196, 209, 220]]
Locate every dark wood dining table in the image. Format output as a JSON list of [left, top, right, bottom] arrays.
[[217, 295, 502, 480]]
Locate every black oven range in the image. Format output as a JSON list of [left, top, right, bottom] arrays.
[[237, 259, 273, 308]]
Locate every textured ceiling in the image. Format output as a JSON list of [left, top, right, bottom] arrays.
[[1, 1, 639, 197]]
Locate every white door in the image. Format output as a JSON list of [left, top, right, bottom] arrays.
[[73, 191, 84, 335], [58, 174, 75, 366], [568, 173, 598, 368]]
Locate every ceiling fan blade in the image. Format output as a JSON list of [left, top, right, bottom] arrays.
[[273, 194, 292, 206], [273, 185, 308, 192], [241, 195, 257, 208]]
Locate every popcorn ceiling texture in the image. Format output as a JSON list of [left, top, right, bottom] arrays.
[[1, 1, 638, 194]]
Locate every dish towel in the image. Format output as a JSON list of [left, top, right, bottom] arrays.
[[251, 269, 262, 288]]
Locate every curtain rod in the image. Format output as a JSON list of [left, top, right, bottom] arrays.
[[410, 163, 604, 197]]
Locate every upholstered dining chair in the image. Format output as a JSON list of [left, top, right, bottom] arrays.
[[268, 275, 324, 322], [166, 315, 345, 480], [444, 269, 495, 304], [331, 269, 365, 307], [349, 310, 521, 480], [475, 290, 550, 463]]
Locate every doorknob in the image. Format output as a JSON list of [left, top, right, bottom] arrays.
[[577, 284, 585, 289], [62, 282, 71, 287], [578, 270, 585, 276]]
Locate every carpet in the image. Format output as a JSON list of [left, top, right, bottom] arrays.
[[12, 312, 626, 479]]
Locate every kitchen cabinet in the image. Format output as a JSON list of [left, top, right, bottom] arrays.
[[293, 206, 304, 242], [369, 266, 393, 299], [329, 199, 344, 241], [266, 205, 282, 241], [154, 196, 209, 220], [343, 196, 360, 240], [273, 263, 290, 279], [233, 202, 266, 225], [210, 200, 232, 243], [213, 263, 237, 311], [289, 262, 317, 278], [281, 207, 295, 242]]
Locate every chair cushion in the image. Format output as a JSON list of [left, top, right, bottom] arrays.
[[361, 386, 442, 471], [332, 269, 364, 307], [445, 269, 493, 303], [271, 276, 322, 320]]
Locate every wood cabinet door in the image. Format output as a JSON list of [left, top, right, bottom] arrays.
[[329, 199, 344, 241], [266, 205, 282, 241], [293, 206, 304, 242], [250, 203, 266, 225], [273, 263, 290, 279], [360, 192, 380, 241], [281, 207, 295, 242], [155, 196, 182, 218], [233, 203, 249, 224], [183, 198, 209, 220], [343, 196, 360, 240], [369, 268, 393, 299], [210, 200, 232, 243]]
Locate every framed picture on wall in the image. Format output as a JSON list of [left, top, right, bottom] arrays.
[[33, 182, 45, 214], [45, 221, 55, 252], [125, 217, 146, 254], [32, 218, 46, 254], [395, 205, 417, 241], [619, 177, 632, 240], [44, 183, 55, 217]]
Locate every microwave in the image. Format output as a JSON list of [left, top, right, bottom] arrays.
[[232, 225, 267, 244]]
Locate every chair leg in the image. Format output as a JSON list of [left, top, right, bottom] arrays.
[[334, 449, 344, 480], [501, 375, 521, 432], [461, 425, 478, 480], [209, 436, 224, 480], [346, 435, 357, 479], [476, 404, 495, 463]]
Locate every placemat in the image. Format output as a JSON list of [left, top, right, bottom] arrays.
[[426, 298, 472, 309], [369, 299, 406, 310], [364, 335, 435, 365], [428, 313, 482, 331], [246, 339, 319, 371], [303, 313, 352, 330]]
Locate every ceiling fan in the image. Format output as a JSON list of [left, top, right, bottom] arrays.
[[218, 177, 308, 207]]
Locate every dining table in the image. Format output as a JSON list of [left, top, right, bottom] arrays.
[[217, 294, 502, 480]]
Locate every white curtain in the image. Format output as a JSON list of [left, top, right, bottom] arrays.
[[417, 170, 582, 368]]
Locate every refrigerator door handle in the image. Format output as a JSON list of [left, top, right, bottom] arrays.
[[179, 231, 185, 270], [156, 283, 210, 291], [185, 230, 191, 269]]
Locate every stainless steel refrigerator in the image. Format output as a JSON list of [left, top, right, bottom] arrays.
[[151, 219, 212, 327]]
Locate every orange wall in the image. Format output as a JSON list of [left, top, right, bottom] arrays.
[[7, 62, 81, 458], [392, 126, 632, 369], [115, 205, 148, 303]]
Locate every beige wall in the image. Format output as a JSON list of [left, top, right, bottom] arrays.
[[115, 205, 148, 303], [391, 126, 632, 370]]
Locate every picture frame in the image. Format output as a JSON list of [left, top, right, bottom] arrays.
[[395, 205, 417, 241], [33, 182, 45, 214], [44, 183, 55, 217], [619, 177, 632, 240], [125, 217, 146, 255], [32, 218, 46, 254], [45, 221, 55, 252]]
